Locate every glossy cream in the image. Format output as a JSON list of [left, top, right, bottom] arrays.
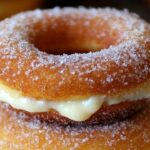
[[0, 83, 105, 121], [0, 82, 149, 121]]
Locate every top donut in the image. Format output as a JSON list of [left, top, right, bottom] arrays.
[[0, 7, 149, 101]]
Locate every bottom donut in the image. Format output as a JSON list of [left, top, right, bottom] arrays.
[[0, 101, 150, 150]]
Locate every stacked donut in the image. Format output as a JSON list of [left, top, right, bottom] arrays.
[[0, 7, 149, 149], [0, 0, 42, 20]]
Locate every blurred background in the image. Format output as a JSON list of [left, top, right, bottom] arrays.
[[0, 0, 149, 22]]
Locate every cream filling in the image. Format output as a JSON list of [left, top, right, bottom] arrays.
[[0, 82, 149, 121]]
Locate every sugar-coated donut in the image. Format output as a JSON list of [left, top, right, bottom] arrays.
[[0, 0, 42, 20], [0, 8, 149, 101], [0, 102, 150, 149], [0, 7, 149, 149]]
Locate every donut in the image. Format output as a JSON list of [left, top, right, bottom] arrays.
[[0, 0, 42, 20], [0, 101, 150, 149], [0, 7, 149, 149]]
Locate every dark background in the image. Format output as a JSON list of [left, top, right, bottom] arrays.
[[0, 0, 149, 22], [43, 0, 150, 22]]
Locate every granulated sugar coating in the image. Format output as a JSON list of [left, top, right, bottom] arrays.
[[0, 102, 150, 150], [0, 7, 149, 101], [0, 7, 149, 150]]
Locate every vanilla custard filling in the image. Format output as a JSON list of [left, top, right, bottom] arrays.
[[0, 82, 149, 121]]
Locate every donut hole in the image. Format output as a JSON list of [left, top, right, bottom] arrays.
[[33, 17, 121, 55]]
